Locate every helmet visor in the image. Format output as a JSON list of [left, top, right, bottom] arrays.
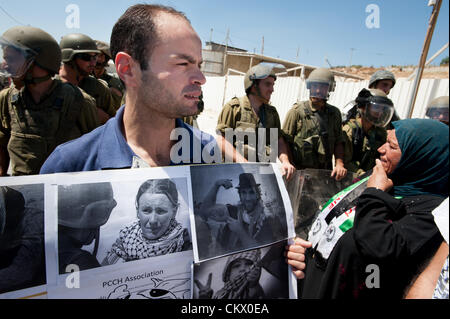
[[363, 100, 394, 127], [426, 107, 449, 123], [307, 81, 330, 100], [0, 37, 36, 78]]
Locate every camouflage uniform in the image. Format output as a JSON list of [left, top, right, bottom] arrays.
[[282, 100, 344, 169], [0, 80, 99, 175], [342, 116, 386, 175], [216, 95, 283, 161]]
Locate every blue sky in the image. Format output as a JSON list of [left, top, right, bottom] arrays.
[[0, 0, 448, 68]]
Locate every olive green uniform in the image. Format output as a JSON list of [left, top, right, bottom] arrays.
[[342, 116, 386, 175], [99, 72, 125, 111], [79, 76, 116, 118], [282, 100, 344, 169], [217, 95, 283, 161], [0, 79, 99, 175]]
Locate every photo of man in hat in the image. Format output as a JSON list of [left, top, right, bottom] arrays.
[[193, 165, 288, 260]]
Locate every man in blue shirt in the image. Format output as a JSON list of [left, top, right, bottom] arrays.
[[41, 4, 218, 174]]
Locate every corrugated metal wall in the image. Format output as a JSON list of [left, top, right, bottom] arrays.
[[202, 76, 449, 125]]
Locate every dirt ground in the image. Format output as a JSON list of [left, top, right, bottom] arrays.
[[332, 65, 449, 80]]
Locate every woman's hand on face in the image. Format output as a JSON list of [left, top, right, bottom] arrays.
[[368, 159, 394, 192]]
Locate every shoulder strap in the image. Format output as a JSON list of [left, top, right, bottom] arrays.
[[54, 82, 83, 143]]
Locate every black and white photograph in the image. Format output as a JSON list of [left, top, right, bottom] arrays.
[[190, 163, 294, 262], [192, 241, 296, 299], [46, 167, 195, 298], [285, 169, 358, 238], [0, 179, 46, 298], [56, 174, 192, 275]]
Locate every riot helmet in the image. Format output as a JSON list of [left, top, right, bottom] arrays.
[[426, 96, 449, 125], [244, 64, 277, 93], [58, 182, 116, 229], [60, 33, 100, 63], [369, 70, 396, 93], [306, 68, 335, 100], [0, 26, 61, 80], [355, 88, 394, 127]]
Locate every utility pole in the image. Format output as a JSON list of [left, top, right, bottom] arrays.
[[295, 47, 300, 76], [406, 0, 442, 118], [209, 28, 213, 43], [349, 48, 356, 68], [261, 36, 264, 55], [222, 28, 230, 75]]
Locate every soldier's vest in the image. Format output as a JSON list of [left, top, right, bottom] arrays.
[[230, 97, 278, 162], [1, 81, 83, 175], [291, 101, 332, 169], [346, 119, 385, 173]]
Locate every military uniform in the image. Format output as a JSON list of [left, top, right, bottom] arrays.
[[79, 76, 117, 118], [99, 72, 125, 111], [282, 100, 344, 169], [216, 95, 283, 161], [0, 79, 99, 175], [342, 116, 386, 175]]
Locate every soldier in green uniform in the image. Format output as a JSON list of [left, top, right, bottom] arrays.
[[342, 69, 400, 129], [58, 33, 116, 124], [342, 88, 394, 176], [216, 64, 295, 179], [0, 26, 99, 176], [93, 40, 125, 111], [368, 70, 400, 129], [282, 68, 347, 181], [426, 96, 449, 125]]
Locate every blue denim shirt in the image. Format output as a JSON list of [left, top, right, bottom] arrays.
[[40, 105, 217, 174]]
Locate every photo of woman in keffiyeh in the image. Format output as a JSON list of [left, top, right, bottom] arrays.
[[102, 179, 191, 265]]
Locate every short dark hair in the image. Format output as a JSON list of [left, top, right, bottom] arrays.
[[110, 4, 189, 71]]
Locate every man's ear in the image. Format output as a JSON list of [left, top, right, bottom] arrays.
[[115, 52, 140, 88]]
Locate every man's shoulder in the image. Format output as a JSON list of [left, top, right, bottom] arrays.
[[40, 124, 106, 174], [81, 76, 110, 93], [326, 103, 342, 115], [177, 119, 216, 145]]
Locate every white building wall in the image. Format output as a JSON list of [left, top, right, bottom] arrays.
[[201, 76, 449, 134]]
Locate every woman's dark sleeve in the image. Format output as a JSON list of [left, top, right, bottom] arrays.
[[352, 187, 410, 262]]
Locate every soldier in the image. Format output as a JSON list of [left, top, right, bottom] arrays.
[[342, 88, 394, 176], [0, 26, 99, 176], [216, 64, 295, 179], [58, 182, 117, 273], [343, 69, 400, 129], [426, 96, 449, 125], [59, 33, 116, 124], [368, 70, 400, 128], [94, 40, 125, 111], [282, 68, 347, 181]]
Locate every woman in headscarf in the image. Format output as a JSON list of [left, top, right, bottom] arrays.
[[103, 179, 191, 264], [286, 118, 449, 299]]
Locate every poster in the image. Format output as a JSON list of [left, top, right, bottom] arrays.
[[1, 163, 296, 299], [189, 163, 295, 262], [0, 175, 49, 299]]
